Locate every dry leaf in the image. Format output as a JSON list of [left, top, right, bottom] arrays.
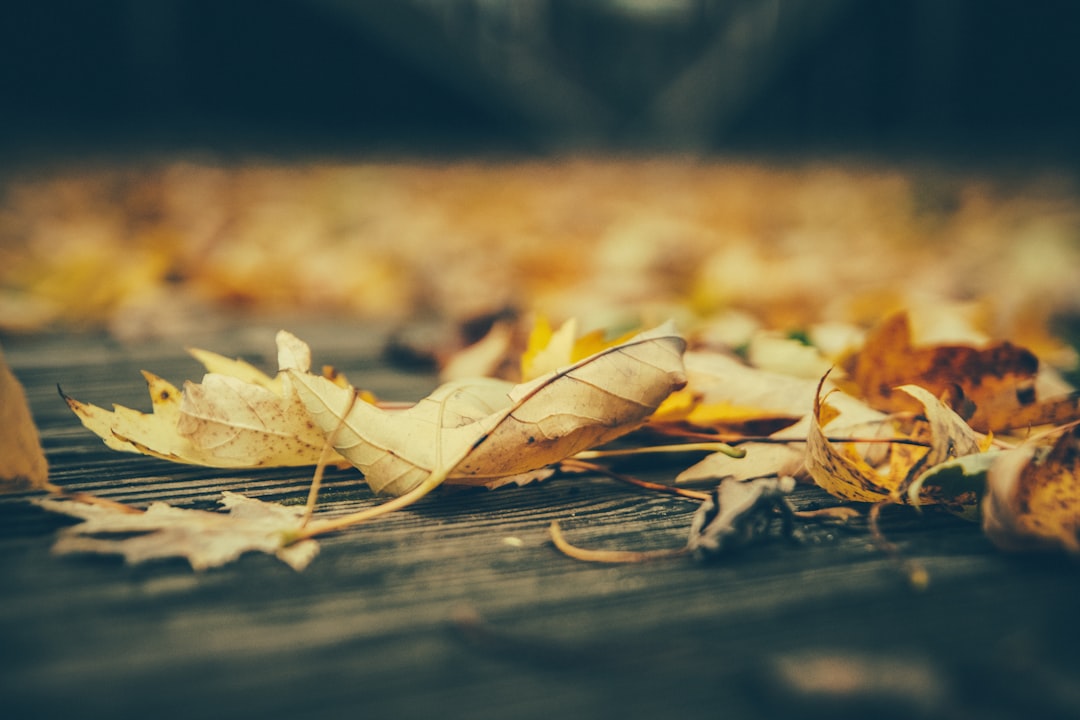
[[0, 344, 48, 490], [37, 492, 319, 571], [850, 312, 1049, 432], [907, 451, 1001, 521], [66, 331, 349, 468], [290, 321, 688, 496], [675, 352, 884, 485], [806, 378, 985, 507], [983, 427, 1080, 553], [687, 476, 796, 560]]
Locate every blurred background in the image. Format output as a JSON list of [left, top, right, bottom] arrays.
[[2, 0, 1079, 349], [2, 0, 1079, 162]]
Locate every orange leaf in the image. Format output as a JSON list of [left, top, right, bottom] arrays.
[[851, 312, 1041, 432]]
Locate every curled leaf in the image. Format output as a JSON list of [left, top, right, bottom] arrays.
[[291, 322, 688, 496], [675, 352, 883, 485], [907, 451, 1001, 520], [687, 476, 796, 560], [806, 376, 986, 509], [983, 427, 1080, 553]]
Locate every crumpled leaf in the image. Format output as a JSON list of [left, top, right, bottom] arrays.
[[687, 476, 796, 560], [0, 344, 48, 490], [37, 492, 319, 571], [849, 311, 1076, 432], [65, 331, 350, 468], [983, 426, 1080, 553], [806, 378, 985, 507], [291, 321, 688, 496]]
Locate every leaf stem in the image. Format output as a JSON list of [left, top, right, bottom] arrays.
[[300, 390, 358, 528], [290, 466, 449, 542], [649, 426, 932, 448], [560, 458, 710, 501]]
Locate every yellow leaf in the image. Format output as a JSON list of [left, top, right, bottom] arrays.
[[520, 316, 636, 382], [66, 331, 350, 468], [806, 375, 988, 506], [291, 321, 688, 496]]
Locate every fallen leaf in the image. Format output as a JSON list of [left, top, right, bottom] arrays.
[[290, 321, 688, 496], [675, 352, 884, 485], [66, 331, 349, 468], [907, 451, 1002, 520], [983, 426, 1080, 553], [0, 344, 48, 490], [850, 311, 1046, 432], [37, 492, 319, 571], [687, 476, 797, 560], [805, 377, 985, 507]]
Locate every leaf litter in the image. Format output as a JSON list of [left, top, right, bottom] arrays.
[[24, 308, 1080, 572]]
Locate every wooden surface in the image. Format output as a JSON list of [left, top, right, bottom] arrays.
[[2, 319, 1078, 720]]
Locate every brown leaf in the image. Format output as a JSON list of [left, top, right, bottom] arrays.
[[0, 344, 48, 491], [983, 427, 1080, 553], [850, 312, 1042, 432]]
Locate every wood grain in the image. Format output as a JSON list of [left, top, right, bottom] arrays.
[[2, 321, 1078, 720]]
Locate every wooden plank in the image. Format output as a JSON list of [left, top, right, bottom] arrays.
[[2, 322, 1078, 720]]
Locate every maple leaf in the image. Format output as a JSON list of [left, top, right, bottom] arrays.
[[982, 426, 1080, 554], [37, 492, 319, 571], [806, 376, 986, 509], [65, 331, 351, 468], [290, 321, 688, 497], [0, 345, 48, 491]]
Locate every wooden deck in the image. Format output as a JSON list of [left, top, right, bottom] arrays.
[[2, 319, 1078, 720]]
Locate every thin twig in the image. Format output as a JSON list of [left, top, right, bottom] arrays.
[[573, 441, 744, 460], [549, 521, 689, 563], [646, 425, 932, 448], [560, 458, 710, 501]]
